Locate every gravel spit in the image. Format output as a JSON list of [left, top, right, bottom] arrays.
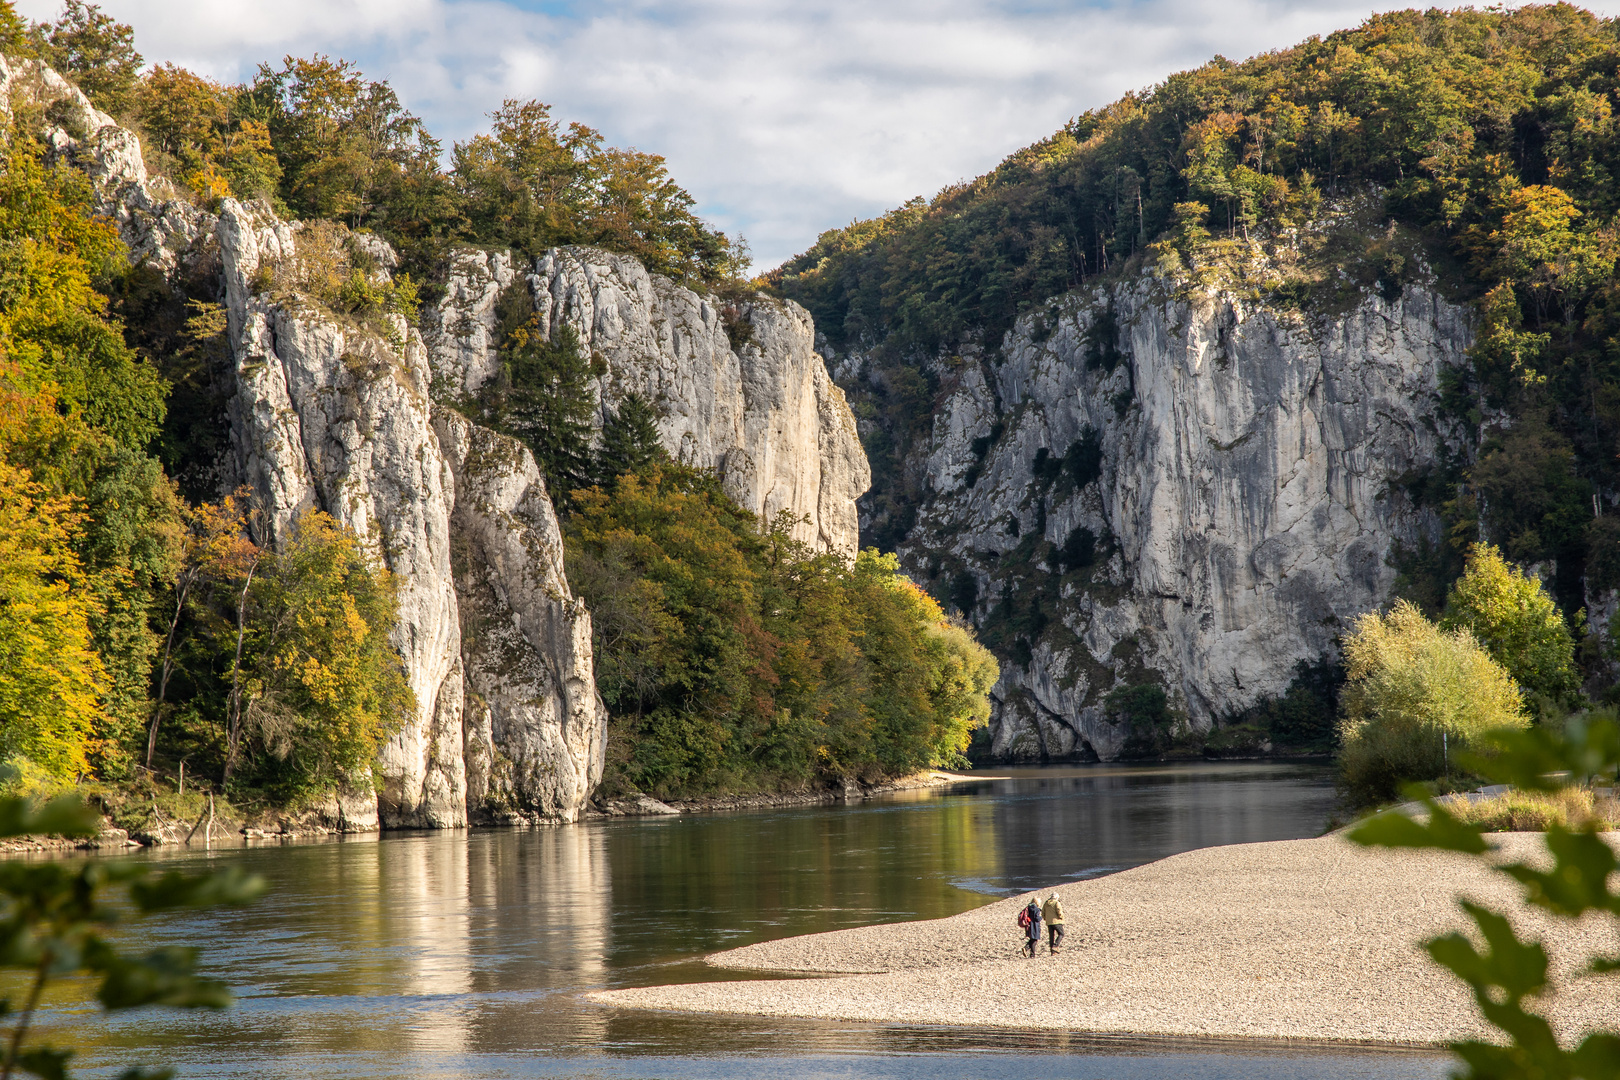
[[592, 834, 1620, 1045]]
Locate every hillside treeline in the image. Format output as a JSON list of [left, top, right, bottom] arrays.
[[0, 1, 996, 807], [777, 3, 1620, 621]]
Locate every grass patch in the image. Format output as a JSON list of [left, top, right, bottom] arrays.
[[1442, 787, 1620, 832]]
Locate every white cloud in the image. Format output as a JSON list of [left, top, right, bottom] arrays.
[[19, 0, 1620, 267]]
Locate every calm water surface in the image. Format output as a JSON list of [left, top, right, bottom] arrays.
[[46, 762, 1447, 1079]]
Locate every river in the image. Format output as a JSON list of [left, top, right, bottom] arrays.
[[47, 762, 1449, 1079]]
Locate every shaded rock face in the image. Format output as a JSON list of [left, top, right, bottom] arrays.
[[423, 246, 870, 557], [9, 56, 608, 827], [433, 410, 604, 823], [877, 280, 1471, 760]]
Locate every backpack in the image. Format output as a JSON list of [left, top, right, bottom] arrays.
[[1016, 908, 1030, 929]]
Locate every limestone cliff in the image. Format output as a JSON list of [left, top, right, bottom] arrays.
[[840, 275, 1471, 760], [6, 54, 865, 820], [422, 246, 869, 557], [2, 57, 605, 825]]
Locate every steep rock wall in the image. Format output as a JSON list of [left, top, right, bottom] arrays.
[[875, 278, 1471, 760], [423, 246, 869, 556], [433, 409, 604, 823], [4, 57, 606, 825], [216, 200, 469, 826]]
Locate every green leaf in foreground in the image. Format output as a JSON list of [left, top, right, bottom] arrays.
[[0, 794, 262, 1080]]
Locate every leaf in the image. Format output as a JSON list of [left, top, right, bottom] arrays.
[[1427, 902, 1549, 1003], [0, 796, 101, 841], [15, 1045, 75, 1080], [1570, 1033, 1620, 1080], [1500, 826, 1619, 918], [93, 946, 232, 1011], [1347, 799, 1490, 854], [128, 867, 265, 912]]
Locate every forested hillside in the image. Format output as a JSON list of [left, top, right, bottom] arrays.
[[0, 0, 995, 817], [776, 2, 1620, 626]]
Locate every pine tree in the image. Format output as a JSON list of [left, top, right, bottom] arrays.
[[597, 391, 666, 484], [487, 321, 597, 500]]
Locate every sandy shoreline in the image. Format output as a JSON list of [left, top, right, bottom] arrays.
[[591, 833, 1620, 1046]]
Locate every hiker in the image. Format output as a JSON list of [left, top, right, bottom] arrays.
[[1042, 892, 1065, 954], [1018, 898, 1042, 957]]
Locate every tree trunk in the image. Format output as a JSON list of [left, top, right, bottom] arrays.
[[222, 556, 260, 785]]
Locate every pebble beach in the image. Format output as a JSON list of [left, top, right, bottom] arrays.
[[592, 834, 1620, 1045]]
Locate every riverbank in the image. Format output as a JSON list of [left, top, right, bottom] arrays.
[[589, 770, 974, 818], [591, 833, 1619, 1045]]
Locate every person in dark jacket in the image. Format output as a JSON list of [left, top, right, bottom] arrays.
[[1019, 899, 1042, 957]]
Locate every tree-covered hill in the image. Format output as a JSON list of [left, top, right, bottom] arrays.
[[774, 4, 1620, 618]]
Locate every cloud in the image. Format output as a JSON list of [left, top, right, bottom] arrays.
[[19, 0, 1620, 267]]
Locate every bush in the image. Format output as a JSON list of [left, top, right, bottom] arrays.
[[1338, 600, 1528, 804]]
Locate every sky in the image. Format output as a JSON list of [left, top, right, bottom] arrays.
[[19, 0, 1620, 269]]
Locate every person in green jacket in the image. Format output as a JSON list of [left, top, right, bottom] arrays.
[[1041, 893, 1065, 954]]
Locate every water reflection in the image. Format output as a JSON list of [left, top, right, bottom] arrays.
[[37, 762, 1450, 1079]]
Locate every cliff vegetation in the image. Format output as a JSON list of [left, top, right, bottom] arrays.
[[0, 0, 995, 814]]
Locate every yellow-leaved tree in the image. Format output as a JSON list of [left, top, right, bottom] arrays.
[[1440, 543, 1581, 711], [1338, 600, 1528, 804], [0, 375, 104, 789]]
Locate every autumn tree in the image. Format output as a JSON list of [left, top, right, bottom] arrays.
[[227, 510, 411, 798], [1441, 544, 1581, 710], [133, 64, 280, 204], [29, 1, 141, 116], [1338, 601, 1528, 804], [453, 99, 744, 285]]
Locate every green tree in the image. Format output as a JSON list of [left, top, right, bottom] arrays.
[[452, 98, 745, 285], [29, 2, 141, 117], [1338, 600, 1529, 804], [596, 391, 666, 483], [133, 64, 281, 204], [482, 321, 598, 501], [567, 467, 996, 795], [1441, 543, 1581, 709]]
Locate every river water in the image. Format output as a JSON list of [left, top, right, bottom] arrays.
[[49, 762, 1449, 1079]]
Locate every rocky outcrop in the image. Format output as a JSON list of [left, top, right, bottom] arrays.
[[423, 246, 869, 556], [433, 410, 604, 823], [3, 56, 608, 826], [870, 277, 1470, 760], [8, 54, 868, 818], [217, 200, 470, 826]]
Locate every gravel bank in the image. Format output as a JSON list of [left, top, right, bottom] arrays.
[[592, 834, 1619, 1045]]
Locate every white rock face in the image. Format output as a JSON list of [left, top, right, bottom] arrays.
[[0, 55, 215, 274], [433, 409, 605, 823], [217, 199, 468, 827], [424, 246, 870, 557], [896, 279, 1471, 759]]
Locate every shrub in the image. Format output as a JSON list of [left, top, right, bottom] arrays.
[[1338, 600, 1528, 804]]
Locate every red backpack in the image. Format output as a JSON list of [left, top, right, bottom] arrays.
[[1017, 908, 1031, 929]]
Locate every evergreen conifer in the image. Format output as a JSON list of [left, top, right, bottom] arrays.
[[597, 391, 666, 483], [487, 322, 597, 500]]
